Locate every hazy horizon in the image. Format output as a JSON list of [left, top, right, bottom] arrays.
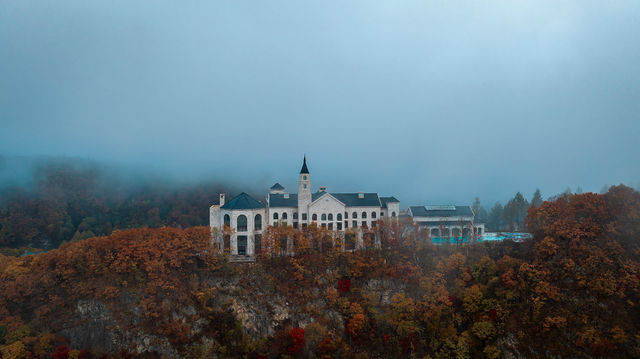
[[2, 1, 639, 206]]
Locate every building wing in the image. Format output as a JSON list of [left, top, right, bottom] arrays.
[[221, 192, 265, 210], [268, 193, 298, 207], [331, 193, 381, 207]]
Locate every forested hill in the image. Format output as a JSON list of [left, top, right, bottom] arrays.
[[0, 186, 639, 358], [0, 159, 239, 250]]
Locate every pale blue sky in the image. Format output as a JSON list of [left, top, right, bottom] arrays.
[[1, 1, 639, 205]]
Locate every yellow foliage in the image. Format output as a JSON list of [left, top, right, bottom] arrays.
[[2, 340, 27, 359]]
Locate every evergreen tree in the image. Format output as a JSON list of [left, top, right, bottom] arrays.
[[503, 192, 529, 231], [531, 189, 543, 208], [487, 202, 503, 232]]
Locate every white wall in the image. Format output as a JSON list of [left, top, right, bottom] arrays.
[[219, 208, 266, 256], [268, 206, 297, 227], [309, 194, 346, 228]]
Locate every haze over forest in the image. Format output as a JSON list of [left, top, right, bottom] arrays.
[[2, 0, 640, 205]]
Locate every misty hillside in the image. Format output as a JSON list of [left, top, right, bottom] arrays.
[[1, 187, 639, 358], [0, 157, 245, 250]]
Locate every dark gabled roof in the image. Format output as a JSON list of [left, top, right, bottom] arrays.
[[270, 192, 384, 208], [380, 196, 400, 208], [269, 193, 298, 207], [221, 192, 265, 210], [416, 220, 475, 227], [312, 191, 328, 202], [270, 183, 285, 190], [330, 193, 381, 207], [310, 191, 345, 205], [409, 205, 473, 217], [300, 156, 309, 174]]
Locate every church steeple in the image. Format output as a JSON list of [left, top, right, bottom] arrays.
[[298, 156, 311, 222], [300, 155, 309, 174]]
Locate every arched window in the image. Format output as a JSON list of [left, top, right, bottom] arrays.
[[362, 212, 367, 219], [371, 212, 377, 219], [282, 212, 288, 220], [254, 214, 262, 230], [273, 212, 278, 220], [392, 211, 396, 217], [312, 214, 317, 221], [352, 212, 357, 219], [337, 213, 342, 221], [321, 214, 327, 221], [224, 214, 230, 227], [237, 215, 247, 232], [328, 213, 333, 221]]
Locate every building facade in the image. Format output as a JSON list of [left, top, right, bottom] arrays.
[[408, 205, 485, 238], [210, 157, 400, 257]]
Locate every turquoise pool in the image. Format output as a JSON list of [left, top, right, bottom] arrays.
[[431, 232, 532, 244]]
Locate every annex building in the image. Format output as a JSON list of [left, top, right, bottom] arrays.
[[209, 157, 400, 257], [407, 205, 485, 238]]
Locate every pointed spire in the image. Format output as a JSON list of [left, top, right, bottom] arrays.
[[300, 155, 309, 174]]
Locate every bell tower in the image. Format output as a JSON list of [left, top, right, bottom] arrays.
[[298, 156, 311, 222]]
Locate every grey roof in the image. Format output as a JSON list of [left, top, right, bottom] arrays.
[[312, 191, 333, 202], [417, 220, 475, 227], [330, 193, 381, 207], [270, 183, 285, 190], [380, 196, 400, 208], [222, 192, 265, 210], [300, 156, 309, 174], [270, 191, 384, 208], [269, 193, 298, 207], [409, 205, 474, 217]]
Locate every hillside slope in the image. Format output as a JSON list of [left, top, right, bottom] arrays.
[[1, 186, 639, 358]]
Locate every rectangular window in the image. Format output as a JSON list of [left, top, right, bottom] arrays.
[[345, 212, 348, 219], [293, 222, 298, 229], [302, 223, 307, 228], [237, 236, 248, 256], [321, 223, 326, 228], [380, 212, 384, 217], [304, 184, 307, 188], [352, 220, 357, 228], [328, 223, 333, 230], [362, 221, 367, 227], [254, 234, 262, 254], [371, 221, 376, 227], [345, 221, 348, 228], [302, 213, 308, 221], [337, 222, 342, 230]]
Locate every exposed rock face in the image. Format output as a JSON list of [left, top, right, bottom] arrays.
[[59, 300, 178, 358]]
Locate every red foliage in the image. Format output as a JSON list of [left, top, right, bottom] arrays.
[[78, 349, 90, 359], [489, 308, 498, 321], [382, 333, 391, 345], [51, 345, 70, 359], [448, 295, 455, 305], [287, 327, 305, 355], [337, 278, 351, 293]]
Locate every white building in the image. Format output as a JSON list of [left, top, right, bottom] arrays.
[[210, 157, 400, 258], [407, 205, 485, 238]]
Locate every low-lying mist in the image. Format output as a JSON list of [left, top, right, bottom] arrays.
[[0, 155, 263, 250]]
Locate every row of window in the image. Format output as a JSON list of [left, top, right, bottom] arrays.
[[272, 211, 396, 221], [224, 214, 262, 232], [224, 211, 398, 233]]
